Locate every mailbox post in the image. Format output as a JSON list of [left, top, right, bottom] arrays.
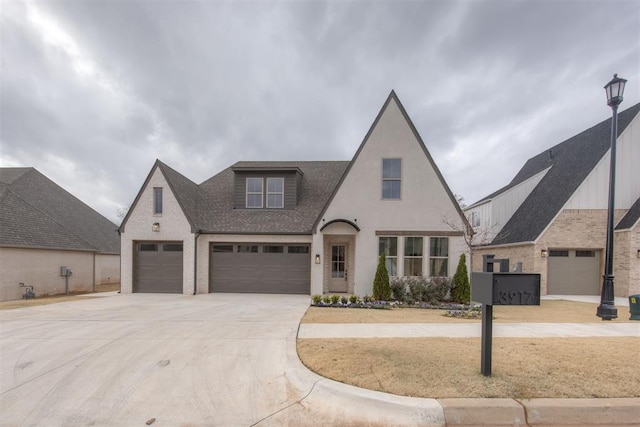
[[472, 256, 540, 376]]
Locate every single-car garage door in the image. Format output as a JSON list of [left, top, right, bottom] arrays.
[[547, 249, 601, 295], [210, 243, 310, 294], [134, 241, 183, 293]]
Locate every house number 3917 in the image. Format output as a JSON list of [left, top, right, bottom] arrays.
[[494, 290, 534, 305]]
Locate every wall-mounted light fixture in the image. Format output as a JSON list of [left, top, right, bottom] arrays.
[[637, 249, 640, 259], [541, 249, 548, 258], [152, 222, 160, 232], [315, 254, 321, 264]]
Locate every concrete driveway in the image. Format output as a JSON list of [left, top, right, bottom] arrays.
[[0, 293, 444, 426]]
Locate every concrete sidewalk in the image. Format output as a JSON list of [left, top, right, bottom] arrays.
[[298, 321, 640, 338]]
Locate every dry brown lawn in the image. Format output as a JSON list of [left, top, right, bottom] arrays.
[[297, 337, 640, 399], [0, 283, 119, 310], [301, 300, 636, 323], [298, 299, 640, 399]]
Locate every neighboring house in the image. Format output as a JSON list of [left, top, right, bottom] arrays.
[[0, 168, 121, 301], [465, 102, 640, 297], [119, 91, 469, 296]]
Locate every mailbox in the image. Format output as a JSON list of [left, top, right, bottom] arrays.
[[472, 272, 541, 306]]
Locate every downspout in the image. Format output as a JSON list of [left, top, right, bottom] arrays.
[[92, 252, 96, 293], [193, 230, 201, 295]]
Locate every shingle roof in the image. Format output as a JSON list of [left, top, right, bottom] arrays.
[[489, 102, 640, 245], [0, 168, 120, 253], [122, 160, 349, 235], [157, 161, 200, 229], [616, 197, 640, 231], [198, 161, 349, 234]]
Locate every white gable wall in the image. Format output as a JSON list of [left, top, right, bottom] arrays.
[[313, 97, 467, 296], [120, 168, 195, 294], [565, 112, 640, 210]]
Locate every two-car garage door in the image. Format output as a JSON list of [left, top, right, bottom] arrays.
[[210, 243, 310, 294]]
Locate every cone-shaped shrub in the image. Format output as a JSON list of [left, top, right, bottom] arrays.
[[451, 253, 470, 303], [373, 253, 391, 301]]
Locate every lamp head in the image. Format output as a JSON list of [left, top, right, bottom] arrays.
[[604, 74, 627, 107]]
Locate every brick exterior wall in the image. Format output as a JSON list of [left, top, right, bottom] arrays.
[[473, 209, 636, 297], [120, 169, 194, 294], [616, 227, 640, 296], [1, 248, 94, 301]]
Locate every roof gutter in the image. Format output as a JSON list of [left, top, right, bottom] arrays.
[[474, 241, 536, 250]]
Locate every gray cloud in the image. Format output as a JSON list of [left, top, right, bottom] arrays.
[[1, 0, 639, 222]]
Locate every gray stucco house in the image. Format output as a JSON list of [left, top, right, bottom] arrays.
[[465, 102, 640, 297], [0, 168, 121, 301], [119, 91, 470, 296]]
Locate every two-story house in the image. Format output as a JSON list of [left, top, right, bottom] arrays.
[[119, 91, 469, 296], [465, 102, 640, 297]]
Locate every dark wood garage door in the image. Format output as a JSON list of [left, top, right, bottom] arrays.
[[547, 249, 601, 295], [210, 243, 310, 294], [134, 241, 183, 293]]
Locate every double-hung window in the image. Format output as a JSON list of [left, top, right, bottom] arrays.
[[153, 187, 163, 214], [378, 237, 398, 276], [382, 158, 401, 199], [266, 177, 284, 208], [471, 212, 480, 227], [429, 237, 449, 276], [246, 178, 263, 208], [404, 237, 423, 276]]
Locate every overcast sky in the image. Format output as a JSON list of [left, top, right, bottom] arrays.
[[1, 0, 639, 224]]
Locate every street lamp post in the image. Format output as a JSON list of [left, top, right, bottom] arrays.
[[597, 74, 627, 320]]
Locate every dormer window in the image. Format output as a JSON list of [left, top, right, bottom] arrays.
[[246, 178, 263, 208], [266, 178, 284, 208], [234, 165, 301, 210]]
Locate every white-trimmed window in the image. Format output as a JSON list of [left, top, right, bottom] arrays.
[[382, 158, 401, 199], [246, 178, 263, 208], [153, 187, 163, 214], [378, 237, 398, 276], [429, 237, 449, 276], [266, 177, 284, 208], [404, 237, 423, 276], [471, 211, 480, 227]]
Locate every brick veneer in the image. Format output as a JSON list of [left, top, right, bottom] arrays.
[[472, 209, 637, 297]]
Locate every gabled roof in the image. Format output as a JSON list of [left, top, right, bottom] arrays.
[[489, 102, 640, 245], [314, 90, 470, 233], [119, 160, 200, 233], [0, 168, 120, 253], [121, 160, 349, 235], [198, 161, 349, 234], [616, 197, 640, 231]]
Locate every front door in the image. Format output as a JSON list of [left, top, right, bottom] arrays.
[[328, 245, 348, 293]]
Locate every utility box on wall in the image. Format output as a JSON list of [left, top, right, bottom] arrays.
[[472, 272, 541, 306]]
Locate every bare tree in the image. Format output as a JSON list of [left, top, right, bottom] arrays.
[[442, 211, 507, 273], [115, 205, 130, 222]]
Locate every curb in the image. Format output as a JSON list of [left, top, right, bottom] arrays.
[[437, 397, 640, 426], [439, 398, 527, 426], [284, 338, 446, 426], [522, 398, 640, 426]]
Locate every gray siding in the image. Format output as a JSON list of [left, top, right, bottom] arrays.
[[233, 171, 299, 210]]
